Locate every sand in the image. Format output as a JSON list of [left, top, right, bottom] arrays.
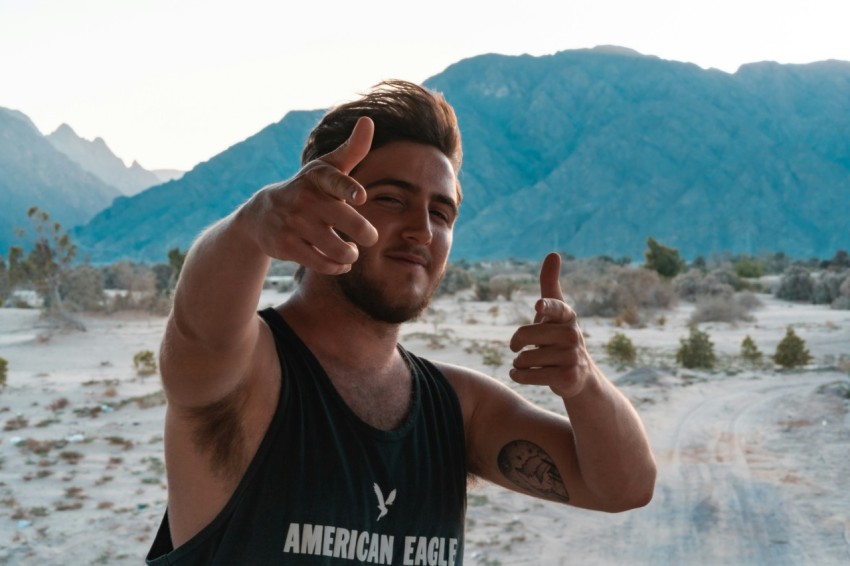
[[0, 289, 848, 565]]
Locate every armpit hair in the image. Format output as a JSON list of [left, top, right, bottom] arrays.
[[186, 384, 250, 482]]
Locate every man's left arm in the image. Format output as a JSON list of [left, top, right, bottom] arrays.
[[444, 253, 656, 512]]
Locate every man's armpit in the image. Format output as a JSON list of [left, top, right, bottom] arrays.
[[497, 439, 570, 503], [187, 385, 249, 482]]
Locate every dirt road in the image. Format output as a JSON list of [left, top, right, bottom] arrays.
[[465, 370, 850, 565]]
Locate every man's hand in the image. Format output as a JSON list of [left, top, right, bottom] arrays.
[[509, 252, 593, 399], [242, 116, 380, 274]]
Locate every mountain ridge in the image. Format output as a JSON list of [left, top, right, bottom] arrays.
[[5, 47, 848, 262], [46, 123, 174, 196]]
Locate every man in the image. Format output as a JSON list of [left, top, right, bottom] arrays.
[[147, 81, 655, 565]]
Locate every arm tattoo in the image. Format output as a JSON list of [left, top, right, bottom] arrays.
[[497, 439, 570, 503]]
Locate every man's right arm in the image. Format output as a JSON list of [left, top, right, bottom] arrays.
[[160, 116, 379, 410]]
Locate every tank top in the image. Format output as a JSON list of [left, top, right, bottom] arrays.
[[146, 308, 467, 565]]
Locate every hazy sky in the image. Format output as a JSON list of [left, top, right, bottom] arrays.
[[2, 0, 848, 171]]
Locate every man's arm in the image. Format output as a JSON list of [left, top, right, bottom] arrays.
[[445, 253, 656, 512], [160, 118, 380, 547], [160, 117, 379, 408]]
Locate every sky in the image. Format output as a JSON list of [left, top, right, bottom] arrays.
[[2, 0, 849, 172]]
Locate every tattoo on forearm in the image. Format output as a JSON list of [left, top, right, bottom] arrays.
[[497, 440, 570, 503]]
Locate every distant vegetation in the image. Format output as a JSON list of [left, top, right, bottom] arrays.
[[1, 210, 846, 377]]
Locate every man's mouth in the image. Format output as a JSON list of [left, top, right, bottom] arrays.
[[385, 250, 430, 268]]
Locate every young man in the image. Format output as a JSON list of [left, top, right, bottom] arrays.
[[147, 81, 656, 565]]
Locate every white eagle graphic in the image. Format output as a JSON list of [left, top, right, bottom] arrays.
[[373, 483, 397, 521]]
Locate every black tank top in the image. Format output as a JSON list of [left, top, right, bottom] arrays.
[[147, 308, 467, 565]]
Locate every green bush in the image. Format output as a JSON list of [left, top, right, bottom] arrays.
[[772, 327, 813, 369], [733, 256, 765, 279], [740, 335, 763, 365], [133, 350, 158, 376], [676, 326, 717, 369], [0, 357, 7, 388], [644, 237, 686, 279], [605, 333, 637, 365]]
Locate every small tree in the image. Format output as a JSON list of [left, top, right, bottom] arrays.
[[676, 326, 717, 369], [773, 327, 812, 369], [0, 357, 8, 389], [10, 207, 84, 330], [0, 259, 10, 306], [740, 335, 763, 365], [644, 237, 686, 279], [605, 333, 637, 365], [167, 247, 186, 288]]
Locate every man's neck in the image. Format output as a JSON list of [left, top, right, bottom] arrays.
[[278, 276, 403, 375]]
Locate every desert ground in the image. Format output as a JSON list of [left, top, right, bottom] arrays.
[[0, 287, 848, 565]]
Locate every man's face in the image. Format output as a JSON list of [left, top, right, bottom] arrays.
[[334, 141, 459, 324]]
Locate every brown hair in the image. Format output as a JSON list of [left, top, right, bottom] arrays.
[[301, 79, 463, 202]]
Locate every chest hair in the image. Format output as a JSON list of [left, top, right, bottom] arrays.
[[325, 359, 414, 431]]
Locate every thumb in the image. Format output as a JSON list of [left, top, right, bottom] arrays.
[[321, 116, 375, 176], [539, 252, 564, 301]]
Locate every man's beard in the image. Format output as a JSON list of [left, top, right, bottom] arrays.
[[335, 257, 443, 324]]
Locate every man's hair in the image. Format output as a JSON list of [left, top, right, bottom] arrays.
[[301, 80, 463, 202]]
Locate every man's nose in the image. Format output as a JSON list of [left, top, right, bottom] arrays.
[[402, 206, 433, 245]]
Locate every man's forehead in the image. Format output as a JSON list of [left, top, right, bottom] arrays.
[[355, 141, 459, 201]]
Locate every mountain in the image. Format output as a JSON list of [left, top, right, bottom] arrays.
[[74, 109, 325, 261], [73, 48, 850, 263], [0, 108, 121, 254], [426, 49, 850, 260], [46, 123, 169, 196]]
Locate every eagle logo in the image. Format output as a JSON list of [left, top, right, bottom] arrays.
[[373, 483, 397, 521]]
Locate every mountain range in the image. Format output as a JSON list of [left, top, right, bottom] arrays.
[[0, 110, 182, 254], [46, 123, 181, 195], [5, 47, 849, 263]]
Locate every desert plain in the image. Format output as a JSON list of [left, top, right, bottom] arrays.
[[0, 285, 848, 565]]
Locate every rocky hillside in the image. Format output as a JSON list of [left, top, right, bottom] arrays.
[[72, 47, 850, 262]]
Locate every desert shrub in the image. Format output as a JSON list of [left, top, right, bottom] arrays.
[[740, 335, 763, 365], [644, 237, 685, 279], [761, 252, 791, 275], [0, 357, 7, 388], [489, 276, 521, 301], [567, 264, 674, 322], [689, 293, 760, 324], [605, 333, 637, 365], [673, 270, 735, 302], [676, 326, 717, 369], [827, 250, 850, 271], [614, 305, 640, 327], [481, 345, 504, 368], [733, 256, 764, 279], [473, 278, 494, 301], [812, 271, 848, 305], [772, 327, 813, 369], [437, 264, 474, 296], [775, 266, 814, 302], [61, 265, 106, 311], [133, 350, 158, 376]]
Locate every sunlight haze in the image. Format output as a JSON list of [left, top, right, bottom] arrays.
[[2, 0, 848, 171]]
